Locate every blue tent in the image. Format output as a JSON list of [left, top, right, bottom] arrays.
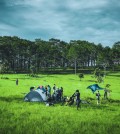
[[87, 84, 104, 93], [24, 91, 44, 102], [24, 88, 47, 102]]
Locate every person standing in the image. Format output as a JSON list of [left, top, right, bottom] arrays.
[[16, 78, 18, 85], [104, 84, 111, 99], [60, 87, 63, 99], [75, 90, 81, 110], [53, 84, 56, 94], [104, 89, 108, 99], [47, 85, 51, 96], [96, 91, 101, 105]]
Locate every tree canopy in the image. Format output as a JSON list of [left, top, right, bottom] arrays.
[[0, 36, 120, 73]]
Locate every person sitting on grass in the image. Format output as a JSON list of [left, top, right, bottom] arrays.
[[61, 96, 68, 106], [65, 96, 74, 106]]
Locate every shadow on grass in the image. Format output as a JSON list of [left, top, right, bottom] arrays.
[[107, 71, 120, 77], [81, 103, 117, 112], [107, 74, 120, 77], [9, 75, 57, 81], [0, 95, 44, 105], [86, 104, 108, 109], [68, 78, 75, 81], [108, 99, 120, 103], [86, 80, 97, 82], [0, 96, 23, 103], [80, 97, 120, 110]]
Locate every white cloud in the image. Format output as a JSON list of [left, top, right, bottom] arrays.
[[0, 0, 120, 46], [0, 23, 16, 31], [7, 0, 108, 10], [65, 0, 108, 10]]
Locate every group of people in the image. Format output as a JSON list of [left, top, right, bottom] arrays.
[[29, 84, 81, 110], [29, 83, 111, 109], [30, 84, 64, 102], [51, 84, 63, 102], [47, 84, 81, 110], [50, 85, 81, 110]]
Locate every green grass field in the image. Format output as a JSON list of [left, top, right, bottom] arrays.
[[0, 72, 120, 134]]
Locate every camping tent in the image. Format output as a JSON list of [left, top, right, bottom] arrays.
[[24, 88, 47, 102]]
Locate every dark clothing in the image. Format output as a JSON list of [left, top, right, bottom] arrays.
[[76, 92, 80, 100], [60, 87, 63, 99], [76, 100, 80, 109], [104, 91, 108, 99], [75, 92, 80, 110], [61, 96, 67, 106], [53, 85, 56, 91], [96, 92, 100, 105], [47, 85, 51, 95], [96, 93, 100, 100], [16, 79, 18, 85]]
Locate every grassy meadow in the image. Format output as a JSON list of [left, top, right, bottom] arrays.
[[0, 72, 120, 134]]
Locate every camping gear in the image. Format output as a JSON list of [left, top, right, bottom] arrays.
[[24, 88, 47, 102], [87, 84, 104, 93]]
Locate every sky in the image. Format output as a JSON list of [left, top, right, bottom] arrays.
[[0, 0, 120, 47]]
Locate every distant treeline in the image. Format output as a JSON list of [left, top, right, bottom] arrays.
[[0, 36, 120, 73]]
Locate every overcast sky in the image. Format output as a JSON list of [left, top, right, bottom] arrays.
[[0, 0, 120, 47]]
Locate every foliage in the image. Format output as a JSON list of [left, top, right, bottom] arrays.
[[93, 68, 104, 83], [78, 73, 84, 81], [0, 36, 120, 73]]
